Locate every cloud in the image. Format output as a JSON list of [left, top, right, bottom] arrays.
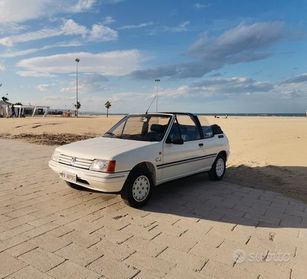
[[119, 21, 154, 30], [102, 16, 115, 25], [88, 24, 118, 41], [60, 73, 109, 94], [158, 74, 307, 103], [61, 19, 88, 37], [37, 84, 50, 92], [17, 50, 142, 77], [192, 76, 274, 94], [160, 76, 274, 99], [280, 73, 307, 84], [101, 0, 125, 3], [42, 73, 307, 112], [194, 3, 209, 9], [188, 22, 284, 60], [0, 41, 82, 58], [132, 21, 286, 79], [71, 0, 96, 12], [0, 27, 62, 47], [0, 23, 27, 35], [0, 0, 97, 24], [0, 19, 117, 46], [273, 74, 307, 99], [164, 21, 190, 33]]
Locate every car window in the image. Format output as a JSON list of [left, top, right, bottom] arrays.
[[198, 116, 213, 138], [167, 120, 182, 142], [104, 115, 171, 142], [202, 126, 214, 138], [176, 115, 201, 142]]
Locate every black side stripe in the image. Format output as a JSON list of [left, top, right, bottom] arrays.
[[157, 153, 217, 169]]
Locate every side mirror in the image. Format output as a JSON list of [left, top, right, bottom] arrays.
[[166, 137, 184, 145]]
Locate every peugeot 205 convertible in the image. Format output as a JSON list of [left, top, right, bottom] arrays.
[[49, 113, 230, 207]]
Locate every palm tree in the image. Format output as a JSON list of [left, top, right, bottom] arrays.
[[105, 101, 111, 117], [74, 101, 81, 113]]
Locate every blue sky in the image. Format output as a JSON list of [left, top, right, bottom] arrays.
[[0, 0, 307, 113]]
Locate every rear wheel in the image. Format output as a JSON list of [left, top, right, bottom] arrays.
[[121, 168, 152, 208], [208, 153, 226, 180]]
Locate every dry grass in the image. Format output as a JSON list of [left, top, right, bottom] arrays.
[[0, 133, 96, 145]]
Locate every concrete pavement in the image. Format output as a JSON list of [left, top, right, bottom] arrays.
[[0, 139, 306, 278]]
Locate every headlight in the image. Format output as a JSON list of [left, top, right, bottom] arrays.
[[90, 160, 116, 172], [52, 150, 60, 162]]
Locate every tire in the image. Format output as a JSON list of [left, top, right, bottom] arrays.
[[208, 153, 226, 180], [121, 168, 153, 208]]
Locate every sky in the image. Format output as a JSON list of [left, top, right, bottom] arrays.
[[0, 0, 307, 113]]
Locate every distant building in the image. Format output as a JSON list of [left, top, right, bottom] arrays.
[[0, 100, 11, 117], [0, 101, 49, 118]]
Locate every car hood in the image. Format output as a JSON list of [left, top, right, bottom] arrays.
[[56, 136, 157, 160]]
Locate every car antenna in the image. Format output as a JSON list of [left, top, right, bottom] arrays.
[[145, 95, 157, 114]]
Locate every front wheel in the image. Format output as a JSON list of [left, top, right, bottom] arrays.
[[121, 168, 152, 208], [208, 154, 226, 180]]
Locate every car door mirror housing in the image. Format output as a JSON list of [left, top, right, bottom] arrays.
[[166, 137, 184, 145]]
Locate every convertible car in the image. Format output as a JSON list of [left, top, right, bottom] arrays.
[[49, 112, 230, 207]]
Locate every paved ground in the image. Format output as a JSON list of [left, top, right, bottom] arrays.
[[0, 139, 307, 279]]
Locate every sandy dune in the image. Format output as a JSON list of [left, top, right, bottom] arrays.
[[0, 115, 306, 202]]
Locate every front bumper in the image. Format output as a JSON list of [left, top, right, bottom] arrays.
[[49, 160, 129, 193]]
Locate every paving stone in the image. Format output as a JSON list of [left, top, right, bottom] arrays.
[[164, 266, 211, 279], [125, 235, 168, 257], [158, 247, 208, 272], [92, 225, 133, 244], [93, 239, 135, 261], [88, 256, 139, 279], [47, 261, 101, 279], [6, 241, 38, 257], [29, 234, 72, 253], [60, 230, 102, 248], [0, 223, 35, 241], [19, 247, 65, 272], [0, 251, 27, 278], [55, 243, 104, 267], [6, 266, 53, 279], [125, 252, 175, 278]]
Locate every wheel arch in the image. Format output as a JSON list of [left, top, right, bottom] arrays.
[[218, 150, 227, 161], [128, 161, 157, 186]]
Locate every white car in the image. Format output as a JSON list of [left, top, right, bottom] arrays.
[[49, 113, 230, 207]]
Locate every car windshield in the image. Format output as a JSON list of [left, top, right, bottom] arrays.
[[103, 114, 172, 142]]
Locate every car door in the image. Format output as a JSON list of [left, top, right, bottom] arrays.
[[159, 115, 206, 183], [201, 123, 220, 170]]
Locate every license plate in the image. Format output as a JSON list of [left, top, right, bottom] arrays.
[[60, 172, 77, 183]]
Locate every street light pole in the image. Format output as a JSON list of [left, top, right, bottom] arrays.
[[155, 79, 160, 112], [75, 58, 80, 117]]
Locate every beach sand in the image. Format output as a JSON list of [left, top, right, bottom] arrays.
[[1, 115, 306, 202]]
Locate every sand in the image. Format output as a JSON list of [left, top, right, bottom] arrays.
[[1, 115, 307, 202]]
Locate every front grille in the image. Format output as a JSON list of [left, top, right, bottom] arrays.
[[58, 154, 93, 170]]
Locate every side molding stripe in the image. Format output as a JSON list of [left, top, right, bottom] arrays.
[[157, 153, 217, 169]]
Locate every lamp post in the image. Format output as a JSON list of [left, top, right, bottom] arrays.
[[75, 58, 80, 117], [155, 79, 160, 112]]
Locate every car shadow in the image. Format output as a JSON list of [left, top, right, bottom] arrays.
[[143, 165, 307, 228]]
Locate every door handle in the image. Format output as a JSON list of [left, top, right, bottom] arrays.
[[198, 143, 204, 147]]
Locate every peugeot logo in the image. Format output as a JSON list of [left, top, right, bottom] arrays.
[[70, 157, 77, 166]]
